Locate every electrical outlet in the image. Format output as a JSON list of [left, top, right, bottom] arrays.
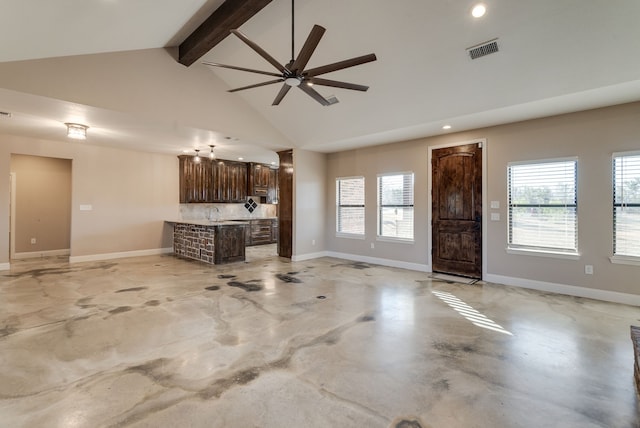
[[371, 242, 375, 249], [312, 239, 316, 246], [585, 265, 593, 275], [30, 238, 36, 244]]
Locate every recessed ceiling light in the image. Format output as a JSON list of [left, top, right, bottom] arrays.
[[238, 157, 244, 161], [442, 125, 452, 130], [472, 3, 486, 18]]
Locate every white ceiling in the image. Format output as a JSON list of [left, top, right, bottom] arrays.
[[1, 0, 640, 163]]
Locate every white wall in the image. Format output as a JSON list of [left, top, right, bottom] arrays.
[[325, 102, 640, 299]]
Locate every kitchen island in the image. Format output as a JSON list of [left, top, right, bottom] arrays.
[[167, 220, 248, 265]]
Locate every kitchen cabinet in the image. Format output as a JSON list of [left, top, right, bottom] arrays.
[[248, 162, 271, 196], [214, 224, 246, 264], [213, 160, 247, 203], [243, 219, 278, 246], [267, 168, 278, 204], [178, 155, 212, 203], [180, 156, 277, 204], [250, 219, 273, 246], [271, 219, 279, 243]]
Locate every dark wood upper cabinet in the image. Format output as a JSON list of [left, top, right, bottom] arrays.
[[179, 155, 212, 203], [247, 162, 270, 196], [180, 156, 247, 203], [267, 167, 278, 204], [179, 156, 280, 204], [212, 160, 247, 203]]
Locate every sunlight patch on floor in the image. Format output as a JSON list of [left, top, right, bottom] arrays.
[[432, 290, 513, 336]]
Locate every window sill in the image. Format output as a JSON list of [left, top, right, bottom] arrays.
[[336, 232, 365, 240], [376, 236, 415, 244], [610, 255, 640, 266], [506, 247, 580, 260]]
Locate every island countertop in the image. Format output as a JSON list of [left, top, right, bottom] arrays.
[[165, 219, 250, 227]]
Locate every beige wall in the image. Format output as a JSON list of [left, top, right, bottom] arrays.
[[326, 101, 640, 296], [293, 149, 327, 257], [0, 135, 179, 264], [0, 48, 292, 150], [11, 154, 72, 254]]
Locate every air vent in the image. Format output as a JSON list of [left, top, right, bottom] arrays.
[[467, 39, 499, 60], [0, 111, 12, 118]]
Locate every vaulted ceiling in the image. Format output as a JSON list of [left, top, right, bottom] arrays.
[[1, 0, 639, 164]]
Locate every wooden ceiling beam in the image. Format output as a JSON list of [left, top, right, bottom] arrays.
[[178, 0, 273, 67]]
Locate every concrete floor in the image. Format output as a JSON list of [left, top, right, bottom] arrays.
[[1, 248, 639, 427]]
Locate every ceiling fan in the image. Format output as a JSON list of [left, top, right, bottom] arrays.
[[203, 0, 376, 106]]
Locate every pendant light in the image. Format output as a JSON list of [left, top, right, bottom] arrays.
[[193, 149, 201, 163], [209, 145, 216, 159]]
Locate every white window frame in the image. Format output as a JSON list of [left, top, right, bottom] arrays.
[[377, 171, 415, 243], [611, 151, 640, 266], [506, 157, 579, 259], [336, 176, 365, 239]]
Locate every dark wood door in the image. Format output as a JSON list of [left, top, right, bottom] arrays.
[[432, 143, 482, 278]]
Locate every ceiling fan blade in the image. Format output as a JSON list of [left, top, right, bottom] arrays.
[[202, 62, 282, 77], [308, 78, 369, 92], [290, 25, 326, 73], [272, 84, 292, 106], [299, 84, 330, 106], [304, 53, 377, 77], [228, 79, 283, 93], [231, 29, 287, 73]]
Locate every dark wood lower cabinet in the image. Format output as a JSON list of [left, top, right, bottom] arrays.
[[214, 224, 246, 264]]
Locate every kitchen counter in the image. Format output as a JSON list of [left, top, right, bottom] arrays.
[[167, 220, 247, 264], [166, 219, 250, 226]]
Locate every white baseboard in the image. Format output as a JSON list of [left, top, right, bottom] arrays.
[[292, 251, 330, 262], [485, 273, 640, 306], [325, 251, 430, 272], [0, 262, 10, 271], [69, 247, 173, 264], [12, 249, 70, 260]]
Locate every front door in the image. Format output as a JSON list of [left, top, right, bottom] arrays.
[[431, 143, 482, 278]]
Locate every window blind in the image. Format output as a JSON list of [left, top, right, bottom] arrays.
[[336, 177, 365, 235], [613, 153, 640, 257], [378, 173, 414, 240], [508, 159, 577, 252]]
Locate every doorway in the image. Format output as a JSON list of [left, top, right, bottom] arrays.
[[430, 141, 484, 279], [9, 155, 72, 260]]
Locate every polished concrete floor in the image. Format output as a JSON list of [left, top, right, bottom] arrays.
[[1, 248, 639, 427]]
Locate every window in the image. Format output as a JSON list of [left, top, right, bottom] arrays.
[[613, 152, 640, 258], [336, 177, 365, 236], [508, 159, 577, 254], [377, 172, 414, 240]]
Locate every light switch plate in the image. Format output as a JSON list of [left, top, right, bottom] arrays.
[[490, 201, 500, 209], [79, 204, 93, 211], [490, 213, 500, 221]]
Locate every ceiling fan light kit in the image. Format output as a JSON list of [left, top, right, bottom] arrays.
[[204, 0, 376, 106]]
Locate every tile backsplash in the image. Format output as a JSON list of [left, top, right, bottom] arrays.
[[179, 202, 277, 221]]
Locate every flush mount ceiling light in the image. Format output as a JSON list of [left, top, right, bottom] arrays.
[[472, 3, 487, 18], [442, 125, 452, 130], [65, 123, 88, 140], [208, 145, 216, 159]]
